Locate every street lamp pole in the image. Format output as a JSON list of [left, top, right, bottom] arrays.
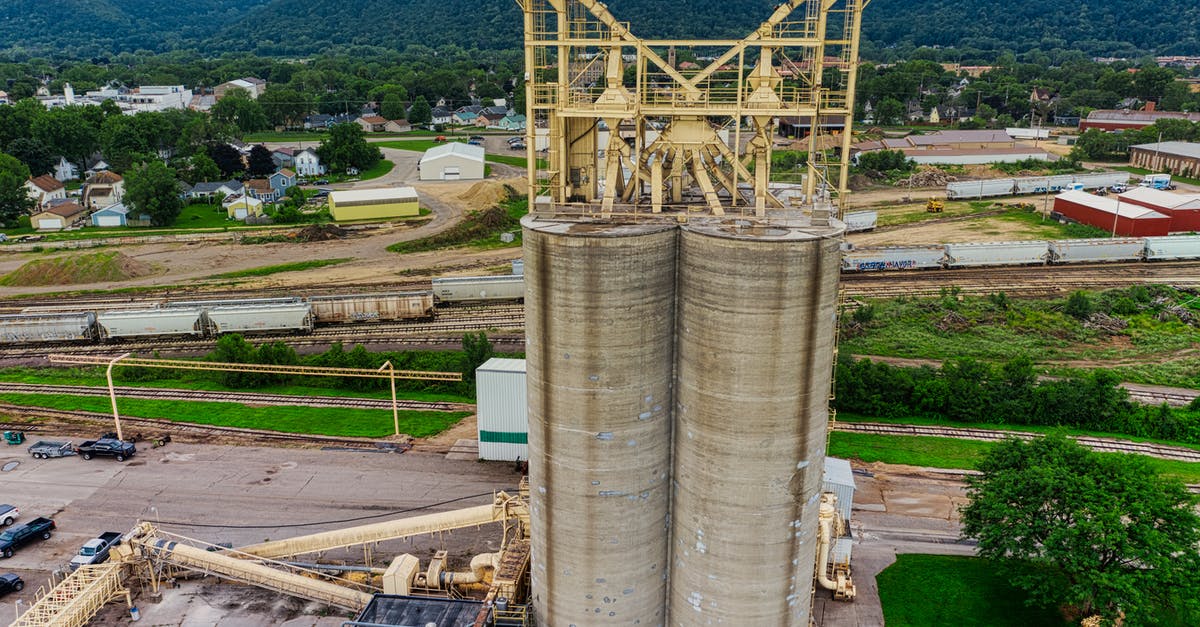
[[1111, 196, 1121, 237]]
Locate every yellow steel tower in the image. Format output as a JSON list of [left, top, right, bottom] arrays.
[[517, 0, 871, 219]]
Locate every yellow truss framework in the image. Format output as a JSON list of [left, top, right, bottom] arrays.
[[517, 0, 871, 219], [10, 562, 130, 627]]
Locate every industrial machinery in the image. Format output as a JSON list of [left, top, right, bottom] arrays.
[[926, 198, 945, 213]]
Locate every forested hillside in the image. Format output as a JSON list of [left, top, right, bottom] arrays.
[[1, 0, 1196, 59]]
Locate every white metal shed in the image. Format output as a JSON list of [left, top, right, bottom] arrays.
[[419, 142, 485, 181], [475, 358, 527, 461]]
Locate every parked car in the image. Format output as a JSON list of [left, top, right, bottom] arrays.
[[0, 505, 17, 527], [0, 573, 23, 596], [509, 143, 526, 151], [76, 438, 136, 461], [469, 135, 485, 141], [0, 517, 55, 558], [506, 137, 523, 145], [69, 532, 122, 570], [28, 440, 75, 459]]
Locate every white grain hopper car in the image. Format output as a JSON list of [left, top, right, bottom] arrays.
[[432, 276, 526, 303], [843, 211, 878, 233], [1049, 238, 1144, 264], [0, 312, 95, 343], [307, 293, 434, 324], [165, 297, 302, 309], [944, 241, 1049, 267], [205, 303, 313, 334], [96, 308, 205, 339], [1143, 235, 1200, 261], [840, 245, 946, 272], [946, 179, 1015, 200]]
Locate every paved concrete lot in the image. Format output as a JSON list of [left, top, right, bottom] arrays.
[[0, 443, 521, 623]]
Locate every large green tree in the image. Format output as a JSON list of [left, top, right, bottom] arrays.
[[5, 137, 57, 177], [407, 95, 432, 127], [0, 153, 34, 228], [379, 93, 406, 121], [31, 106, 101, 172], [315, 123, 381, 173], [211, 87, 269, 134], [124, 160, 183, 227], [258, 87, 312, 129], [960, 435, 1200, 624]]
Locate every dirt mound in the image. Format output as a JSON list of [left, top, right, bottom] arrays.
[[0, 251, 154, 286], [295, 224, 347, 241], [457, 181, 514, 212], [895, 169, 957, 188]]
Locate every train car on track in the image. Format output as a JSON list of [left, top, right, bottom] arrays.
[[1144, 235, 1200, 261], [205, 303, 314, 335], [96, 308, 205, 340], [432, 275, 525, 303], [0, 312, 95, 344], [307, 292, 435, 324], [943, 241, 1050, 267], [840, 245, 946, 272], [165, 297, 302, 309], [1049, 238, 1146, 264], [843, 211, 878, 233]]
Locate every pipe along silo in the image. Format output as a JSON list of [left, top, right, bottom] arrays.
[[523, 218, 678, 626]]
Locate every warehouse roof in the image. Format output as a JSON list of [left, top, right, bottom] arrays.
[[1087, 109, 1200, 123], [1056, 190, 1170, 219], [355, 595, 484, 627], [421, 142, 485, 163], [823, 456, 855, 490], [329, 186, 419, 204], [477, 357, 526, 374], [1129, 141, 1200, 160], [1118, 186, 1200, 209]]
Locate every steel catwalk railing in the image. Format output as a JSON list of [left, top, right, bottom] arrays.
[[9, 563, 128, 627]]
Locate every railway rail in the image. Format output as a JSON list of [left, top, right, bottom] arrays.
[[834, 421, 1200, 463], [0, 383, 475, 412]]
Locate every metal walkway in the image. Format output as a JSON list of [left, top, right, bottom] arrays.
[[10, 562, 129, 627]]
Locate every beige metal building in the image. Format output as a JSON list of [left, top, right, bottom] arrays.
[[475, 358, 528, 462], [1129, 141, 1200, 178], [419, 142, 486, 181], [329, 187, 420, 221]]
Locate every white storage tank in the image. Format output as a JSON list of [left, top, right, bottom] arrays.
[[1049, 238, 1144, 263], [97, 308, 204, 339], [475, 358, 528, 462], [944, 241, 1049, 267]]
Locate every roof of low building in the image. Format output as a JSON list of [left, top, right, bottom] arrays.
[[420, 142, 485, 163], [330, 186, 419, 204], [1129, 141, 1200, 160], [273, 147, 295, 156], [477, 357, 526, 374], [275, 168, 295, 178], [1118, 186, 1200, 208], [94, 202, 130, 216], [1086, 109, 1200, 123], [246, 179, 273, 193], [28, 174, 64, 192], [359, 115, 388, 124], [38, 201, 86, 217], [1056, 190, 1170, 219]]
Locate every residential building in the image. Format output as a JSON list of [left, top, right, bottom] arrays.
[[31, 201, 87, 230], [294, 148, 326, 177], [419, 142, 486, 181], [90, 202, 146, 228], [188, 180, 244, 202], [1080, 109, 1200, 132], [329, 187, 420, 221], [224, 195, 265, 220], [493, 114, 527, 131], [1053, 190, 1171, 237], [53, 157, 79, 182], [453, 111, 480, 126], [25, 175, 66, 207], [271, 147, 296, 169], [269, 169, 297, 196], [245, 178, 280, 203], [0, 91, 8, 105], [81, 171, 124, 209], [304, 114, 333, 129], [430, 107, 453, 125], [1129, 141, 1200, 178], [356, 115, 390, 133], [215, 77, 267, 100], [384, 119, 412, 133]]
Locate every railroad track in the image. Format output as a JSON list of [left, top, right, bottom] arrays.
[[835, 421, 1200, 463], [0, 383, 475, 412], [0, 404, 404, 450]]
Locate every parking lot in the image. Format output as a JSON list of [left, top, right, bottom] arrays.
[[0, 442, 520, 622]]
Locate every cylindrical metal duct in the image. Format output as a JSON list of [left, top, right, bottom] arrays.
[[669, 220, 844, 625], [523, 215, 677, 626]]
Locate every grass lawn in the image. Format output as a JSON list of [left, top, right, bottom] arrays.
[[0, 202, 301, 245], [0, 366, 475, 404], [0, 392, 468, 438], [172, 202, 236, 229], [209, 257, 353, 279], [878, 555, 1067, 627], [357, 159, 393, 181], [827, 431, 1200, 484]]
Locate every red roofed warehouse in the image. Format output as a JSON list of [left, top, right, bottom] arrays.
[[1118, 187, 1200, 232], [1080, 110, 1200, 132], [1053, 190, 1172, 237]]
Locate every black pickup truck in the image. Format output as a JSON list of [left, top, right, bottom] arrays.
[[0, 517, 55, 558], [76, 438, 136, 461]]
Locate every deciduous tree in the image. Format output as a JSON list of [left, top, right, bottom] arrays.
[[315, 123, 381, 173], [247, 145, 276, 177], [0, 153, 34, 228], [124, 160, 183, 227]]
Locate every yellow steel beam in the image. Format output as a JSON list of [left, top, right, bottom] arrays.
[[10, 563, 127, 627], [47, 354, 461, 382]]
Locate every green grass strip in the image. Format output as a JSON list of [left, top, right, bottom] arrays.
[[0, 393, 468, 438], [210, 258, 352, 279]]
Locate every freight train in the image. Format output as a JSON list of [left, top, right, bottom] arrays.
[[841, 234, 1200, 271]]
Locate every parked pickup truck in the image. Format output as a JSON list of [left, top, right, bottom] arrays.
[[0, 517, 54, 558], [76, 438, 135, 461], [28, 440, 75, 459], [69, 532, 122, 570], [0, 505, 17, 527]]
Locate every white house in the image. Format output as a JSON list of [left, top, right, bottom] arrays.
[[25, 175, 66, 207], [294, 148, 326, 177], [419, 142, 485, 181], [53, 157, 79, 182]]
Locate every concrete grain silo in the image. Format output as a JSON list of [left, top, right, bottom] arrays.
[[523, 216, 678, 626], [668, 220, 845, 626]]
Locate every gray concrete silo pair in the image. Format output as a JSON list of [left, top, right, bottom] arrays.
[[523, 215, 844, 626]]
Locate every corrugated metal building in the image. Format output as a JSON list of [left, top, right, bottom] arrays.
[[1119, 186, 1200, 232], [475, 358, 527, 461], [1053, 190, 1172, 237], [822, 456, 856, 567], [419, 142, 485, 181], [1129, 141, 1200, 178], [329, 187, 420, 221]]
